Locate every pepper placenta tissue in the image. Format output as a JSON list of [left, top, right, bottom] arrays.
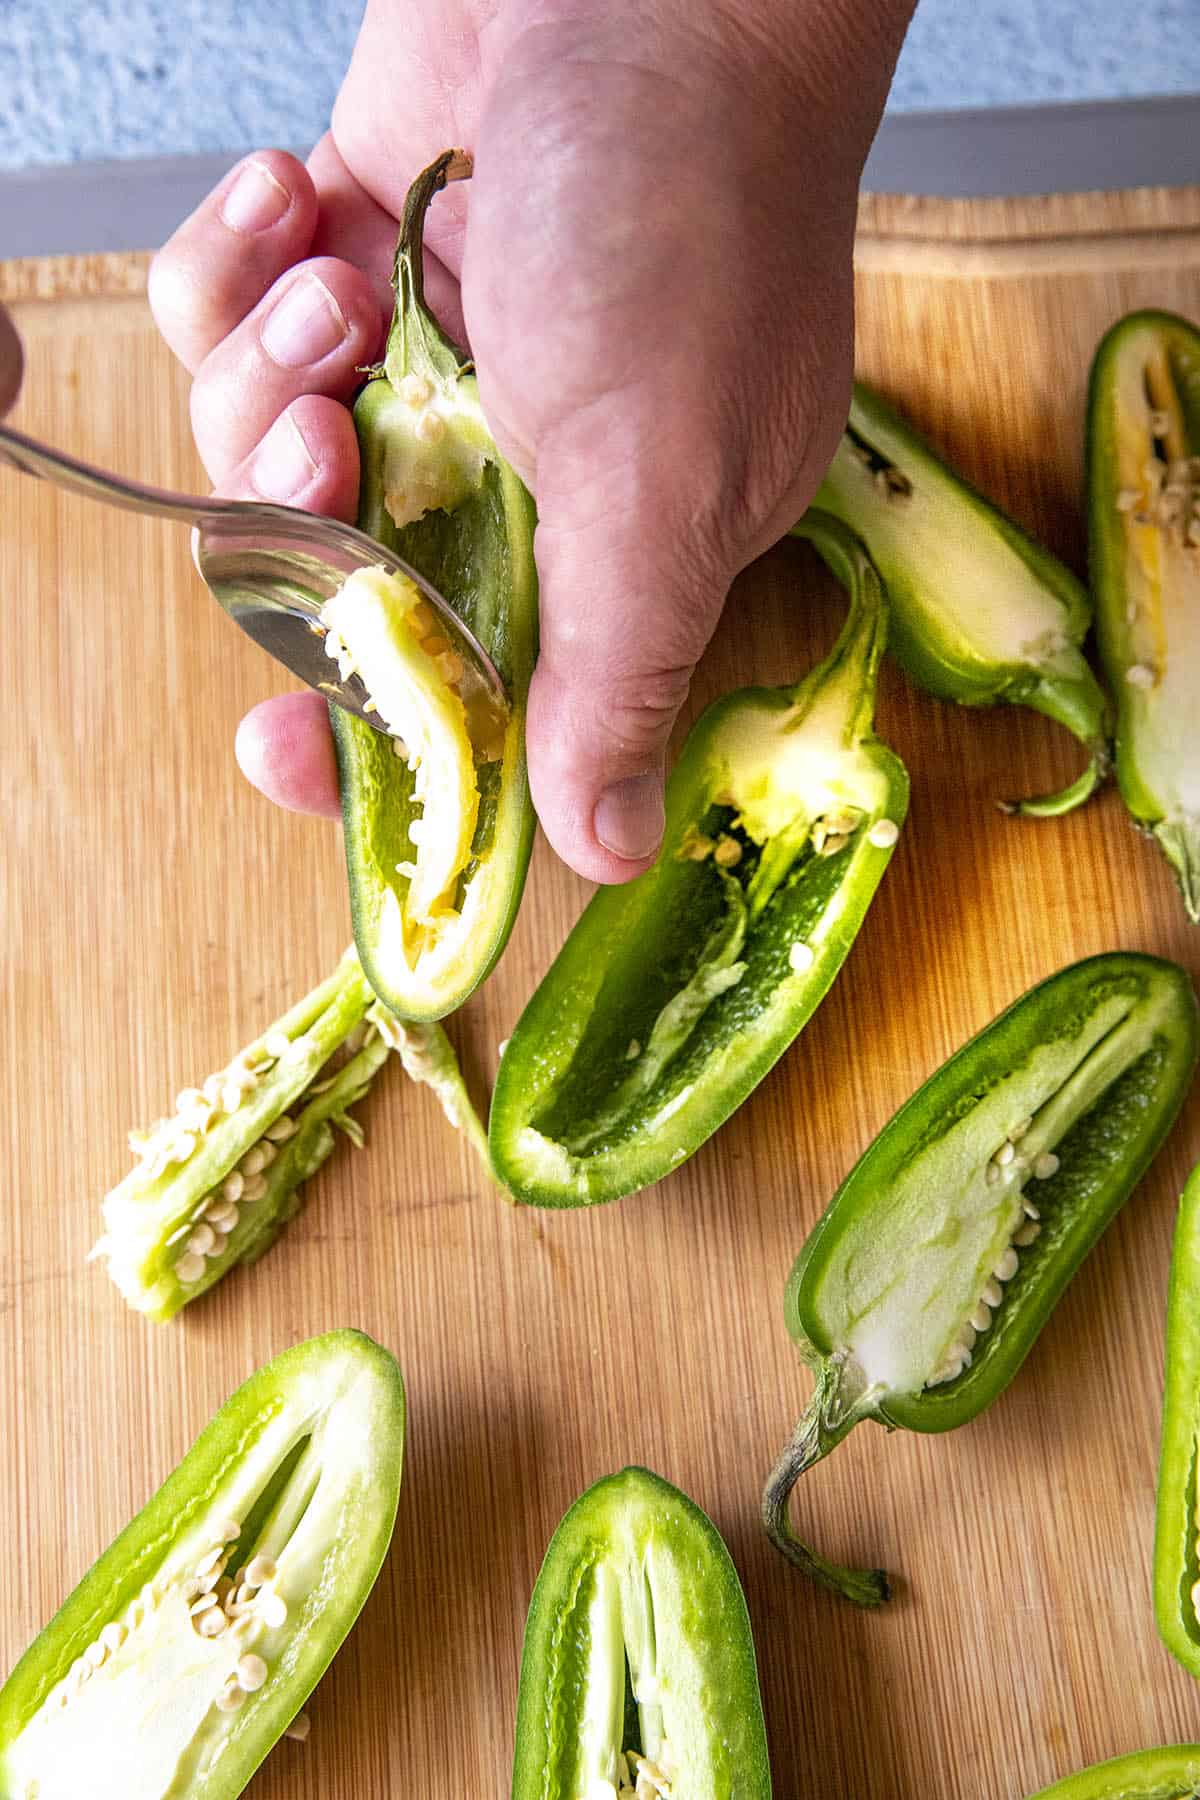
[[807, 379, 1113, 816], [763, 952, 1198, 1605], [489, 511, 908, 1207], [0, 1330, 405, 1800], [511, 1467, 771, 1799]]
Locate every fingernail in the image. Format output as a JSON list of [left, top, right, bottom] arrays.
[[252, 411, 319, 501], [594, 773, 665, 862], [261, 273, 348, 369], [221, 159, 291, 235]]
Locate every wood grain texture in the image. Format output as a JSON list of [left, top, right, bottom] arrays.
[[1, 187, 1199, 1799]]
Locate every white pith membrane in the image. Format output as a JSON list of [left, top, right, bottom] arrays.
[[572, 1557, 678, 1800], [512, 687, 902, 1196], [92, 961, 379, 1314], [814, 984, 1166, 1401], [822, 408, 1080, 671], [2, 1354, 387, 1800], [320, 565, 482, 949], [1110, 332, 1200, 894]]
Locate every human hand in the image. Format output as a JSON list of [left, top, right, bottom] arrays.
[[149, 0, 912, 879], [0, 305, 22, 415]]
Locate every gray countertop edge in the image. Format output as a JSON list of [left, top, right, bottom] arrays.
[[0, 94, 1197, 261]]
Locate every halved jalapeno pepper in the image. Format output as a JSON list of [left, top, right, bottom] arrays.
[[489, 511, 908, 1207], [1027, 1747, 1200, 1799], [511, 1467, 771, 1799], [334, 151, 538, 1019], [763, 952, 1198, 1605], [1087, 309, 1200, 922], [93, 950, 386, 1320], [806, 379, 1113, 816], [0, 1330, 405, 1800], [1155, 1159, 1200, 1675]]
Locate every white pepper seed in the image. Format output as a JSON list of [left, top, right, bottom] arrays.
[[207, 1201, 240, 1233], [265, 1030, 292, 1058], [237, 1653, 269, 1691], [175, 1087, 205, 1115], [1010, 1117, 1033, 1141], [982, 1278, 1003, 1309], [187, 1224, 216, 1256], [258, 1141, 278, 1168], [176, 1252, 206, 1284], [1192, 1578, 1200, 1620], [190, 1593, 219, 1616], [970, 1302, 992, 1334], [84, 1640, 108, 1669], [215, 1682, 245, 1712], [245, 1556, 277, 1589], [100, 1622, 127, 1654], [867, 817, 900, 849], [260, 1592, 288, 1629], [196, 1546, 226, 1577], [1034, 1152, 1060, 1180], [1126, 663, 1156, 689], [1115, 489, 1141, 511], [220, 1081, 244, 1114], [788, 941, 815, 973], [994, 1141, 1016, 1167], [197, 1608, 228, 1638], [265, 1116, 296, 1142], [1023, 1198, 1041, 1219], [241, 1146, 267, 1177], [398, 373, 432, 407], [1014, 1221, 1042, 1247], [240, 1175, 268, 1203], [994, 1247, 1020, 1282], [415, 409, 445, 443], [985, 1164, 1002, 1188], [222, 1170, 245, 1203]]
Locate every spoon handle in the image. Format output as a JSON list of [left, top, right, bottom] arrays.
[[0, 421, 214, 523]]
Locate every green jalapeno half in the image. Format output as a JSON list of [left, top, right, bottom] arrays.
[[333, 150, 538, 1019], [489, 511, 908, 1207], [511, 1467, 771, 1800], [1027, 1748, 1200, 1799], [0, 1330, 405, 1800], [763, 952, 1198, 1606], [804, 379, 1113, 816], [1155, 1159, 1200, 1674], [1087, 309, 1200, 922]]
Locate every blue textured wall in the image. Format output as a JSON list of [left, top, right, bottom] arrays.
[[0, 0, 1196, 170]]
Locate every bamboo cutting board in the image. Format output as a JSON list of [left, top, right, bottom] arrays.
[[2, 184, 1199, 1800]]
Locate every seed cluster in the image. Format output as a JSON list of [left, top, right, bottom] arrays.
[[1117, 423, 1200, 675], [42, 1520, 295, 1725], [927, 1120, 1062, 1387], [590, 1741, 675, 1798], [1190, 1492, 1200, 1626]]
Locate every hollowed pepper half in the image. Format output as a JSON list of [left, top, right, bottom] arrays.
[[333, 150, 538, 1019], [489, 511, 908, 1207], [1087, 309, 1200, 922], [763, 952, 1198, 1606], [1027, 1748, 1200, 1799], [511, 1467, 771, 1799], [0, 1330, 405, 1800], [1155, 1159, 1200, 1676], [804, 379, 1113, 815]]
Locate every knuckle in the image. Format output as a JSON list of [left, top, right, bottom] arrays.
[[589, 664, 694, 758]]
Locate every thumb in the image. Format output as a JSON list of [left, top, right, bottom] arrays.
[[525, 461, 730, 884]]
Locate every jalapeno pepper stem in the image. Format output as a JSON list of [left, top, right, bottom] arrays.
[[788, 511, 888, 736], [387, 149, 474, 387], [761, 1365, 890, 1607], [1002, 669, 1113, 818]]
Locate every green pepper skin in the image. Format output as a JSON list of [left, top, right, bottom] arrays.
[[0, 1330, 404, 1800], [511, 1468, 771, 1799], [489, 512, 908, 1207], [1087, 309, 1200, 922], [764, 953, 1198, 1606], [806, 380, 1113, 816], [1028, 1748, 1200, 1799], [1155, 1160, 1200, 1676], [334, 151, 538, 1020]]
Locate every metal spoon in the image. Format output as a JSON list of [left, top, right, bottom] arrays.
[[0, 421, 508, 731]]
